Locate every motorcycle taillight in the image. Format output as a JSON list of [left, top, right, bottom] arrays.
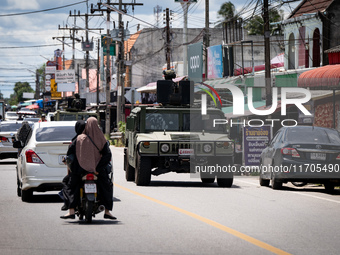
[[86, 174, 95, 181]]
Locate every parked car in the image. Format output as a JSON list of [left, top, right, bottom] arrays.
[[23, 117, 40, 123], [260, 126, 340, 191], [0, 120, 32, 160], [16, 121, 77, 202], [5, 111, 18, 120]]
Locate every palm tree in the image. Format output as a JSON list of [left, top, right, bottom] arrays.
[[215, 1, 237, 28]]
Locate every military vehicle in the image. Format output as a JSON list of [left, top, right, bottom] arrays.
[[124, 78, 234, 187], [51, 95, 98, 121]]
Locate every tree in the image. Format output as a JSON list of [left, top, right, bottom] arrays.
[[244, 8, 284, 35], [215, 1, 237, 28], [9, 82, 35, 105]]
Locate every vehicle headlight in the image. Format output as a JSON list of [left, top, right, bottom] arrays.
[[160, 143, 170, 153], [142, 142, 150, 148], [203, 143, 212, 153]]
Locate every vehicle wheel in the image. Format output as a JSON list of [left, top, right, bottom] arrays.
[[324, 182, 335, 192], [85, 200, 93, 223], [124, 149, 135, 182], [135, 154, 151, 186], [291, 182, 307, 187], [259, 177, 270, 187], [21, 189, 33, 202], [217, 177, 233, 187], [271, 179, 282, 190], [200, 171, 215, 183]]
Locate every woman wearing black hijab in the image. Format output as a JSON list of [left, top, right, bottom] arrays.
[[60, 120, 86, 211]]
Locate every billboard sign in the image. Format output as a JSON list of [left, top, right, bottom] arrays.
[[187, 42, 203, 83], [243, 125, 272, 166], [207, 45, 223, 79], [55, 70, 75, 83]]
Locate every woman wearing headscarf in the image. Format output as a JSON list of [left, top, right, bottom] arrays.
[[15, 121, 32, 155], [61, 117, 115, 220]]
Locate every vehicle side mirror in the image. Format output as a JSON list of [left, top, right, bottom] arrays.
[[126, 116, 134, 131]]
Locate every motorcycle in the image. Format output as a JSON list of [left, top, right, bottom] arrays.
[[77, 172, 103, 223]]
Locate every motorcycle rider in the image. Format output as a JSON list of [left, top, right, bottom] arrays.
[[60, 117, 116, 220]]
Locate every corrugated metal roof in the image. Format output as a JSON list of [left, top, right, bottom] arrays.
[[298, 65, 340, 89], [325, 45, 340, 53], [289, 0, 335, 18]]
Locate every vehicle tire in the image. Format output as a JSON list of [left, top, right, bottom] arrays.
[[135, 154, 151, 186], [200, 171, 215, 183], [271, 179, 282, 190], [21, 189, 33, 202], [124, 149, 135, 182], [324, 182, 335, 192], [85, 200, 93, 223], [259, 177, 270, 187], [216, 177, 233, 187]]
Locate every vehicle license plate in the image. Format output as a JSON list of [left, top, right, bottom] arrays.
[[310, 153, 326, 161], [59, 155, 66, 165], [178, 148, 194, 155], [84, 183, 97, 193]]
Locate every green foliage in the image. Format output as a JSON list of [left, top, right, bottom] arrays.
[[12, 82, 34, 103], [118, 121, 126, 134], [215, 1, 237, 28], [244, 8, 283, 35]]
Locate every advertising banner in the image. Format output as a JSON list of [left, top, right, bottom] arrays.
[[243, 125, 272, 166], [207, 45, 223, 79], [187, 42, 203, 83], [55, 70, 75, 83]]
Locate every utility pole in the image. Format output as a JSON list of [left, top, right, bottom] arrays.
[[204, 0, 210, 80], [165, 8, 171, 70], [263, 0, 272, 106], [91, 0, 143, 135], [181, 2, 190, 76], [35, 70, 40, 99]]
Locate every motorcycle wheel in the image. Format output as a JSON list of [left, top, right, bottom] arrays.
[[85, 200, 93, 223]]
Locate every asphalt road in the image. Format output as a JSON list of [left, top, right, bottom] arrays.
[[0, 146, 340, 255]]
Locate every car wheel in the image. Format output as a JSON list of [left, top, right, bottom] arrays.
[[216, 177, 233, 187], [135, 154, 151, 186], [291, 182, 307, 187], [124, 149, 135, 182], [324, 182, 335, 192], [21, 189, 33, 202], [271, 179, 282, 190], [259, 177, 270, 187]]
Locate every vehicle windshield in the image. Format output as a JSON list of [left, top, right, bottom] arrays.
[[287, 128, 340, 143], [183, 113, 225, 132], [6, 112, 17, 117], [58, 113, 97, 121], [0, 123, 24, 132], [36, 126, 76, 141], [145, 113, 179, 131]]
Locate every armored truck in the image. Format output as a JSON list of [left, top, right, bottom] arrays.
[[124, 80, 234, 187]]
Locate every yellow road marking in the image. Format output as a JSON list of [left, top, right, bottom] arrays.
[[114, 183, 291, 255]]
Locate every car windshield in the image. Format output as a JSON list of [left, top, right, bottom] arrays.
[[145, 113, 179, 131], [183, 113, 225, 132], [287, 128, 340, 143], [0, 123, 23, 132], [35, 126, 76, 141]]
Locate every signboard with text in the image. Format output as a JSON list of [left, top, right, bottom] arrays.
[[55, 70, 75, 83], [187, 42, 203, 83], [50, 79, 61, 99], [207, 45, 223, 79], [243, 125, 272, 166]]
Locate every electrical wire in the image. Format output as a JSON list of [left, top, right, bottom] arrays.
[[0, 1, 87, 17]]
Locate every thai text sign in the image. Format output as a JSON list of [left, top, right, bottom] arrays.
[[55, 70, 75, 83]]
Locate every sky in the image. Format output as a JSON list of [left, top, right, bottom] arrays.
[[0, 0, 301, 100]]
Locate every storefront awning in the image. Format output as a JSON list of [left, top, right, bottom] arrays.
[[298, 65, 340, 89]]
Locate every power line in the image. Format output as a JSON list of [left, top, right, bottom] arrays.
[[0, 1, 87, 17]]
